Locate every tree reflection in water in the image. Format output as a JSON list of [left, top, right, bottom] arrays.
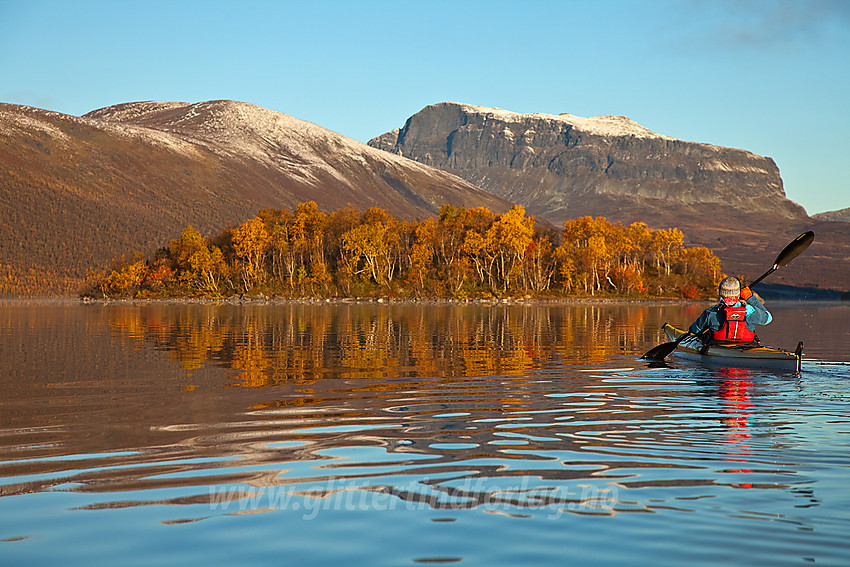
[[104, 301, 681, 390]]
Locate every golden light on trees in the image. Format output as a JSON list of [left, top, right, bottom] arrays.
[[85, 203, 723, 300]]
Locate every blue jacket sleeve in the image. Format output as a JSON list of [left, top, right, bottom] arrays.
[[745, 296, 772, 328], [689, 307, 714, 334]]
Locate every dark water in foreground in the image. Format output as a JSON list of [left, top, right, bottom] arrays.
[[1, 300, 848, 566]]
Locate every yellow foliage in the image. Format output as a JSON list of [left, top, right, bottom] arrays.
[[102, 259, 148, 297], [85, 202, 723, 300]]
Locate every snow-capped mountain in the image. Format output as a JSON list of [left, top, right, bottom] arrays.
[[0, 100, 511, 295]]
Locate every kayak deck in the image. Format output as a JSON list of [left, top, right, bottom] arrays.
[[662, 323, 802, 372]]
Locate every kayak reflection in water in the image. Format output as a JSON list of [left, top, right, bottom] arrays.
[[715, 369, 755, 488], [715, 369, 753, 435], [689, 276, 773, 352]]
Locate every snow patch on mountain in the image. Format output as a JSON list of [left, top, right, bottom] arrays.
[[1, 106, 72, 143], [85, 100, 452, 189], [455, 103, 675, 140]]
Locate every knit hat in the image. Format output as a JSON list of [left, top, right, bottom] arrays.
[[718, 276, 740, 298]]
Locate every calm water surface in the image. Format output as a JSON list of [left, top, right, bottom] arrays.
[[1, 300, 849, 566]]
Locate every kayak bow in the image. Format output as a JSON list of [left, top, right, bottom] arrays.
[[662, 323, 802, 372]]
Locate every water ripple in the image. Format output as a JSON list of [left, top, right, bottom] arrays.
[[2, 302, 849, 566]]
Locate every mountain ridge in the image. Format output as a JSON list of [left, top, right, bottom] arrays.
[[0, 100, 512, 296], [368, 102, 848, 292], [813, 207, 850, 223], [369, 102, 805, 221]]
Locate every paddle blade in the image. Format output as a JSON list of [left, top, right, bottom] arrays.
[[642, 328, 693, 361], [773, 231, 814, 269], [641, 340, 679, 361]]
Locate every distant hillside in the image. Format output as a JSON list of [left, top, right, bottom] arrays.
[[370, 102, 849, 292], [813, 207, 850, 223], [0, 101, 511, 296]]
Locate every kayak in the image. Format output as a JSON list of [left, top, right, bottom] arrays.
[[662, 323, 802, 372]]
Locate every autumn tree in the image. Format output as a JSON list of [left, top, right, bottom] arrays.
[[260, 208, 294, 286], [483, 205, 534, 292], [294, 201, 330, 291], [232, 216, 270, 291], [408, 217, 436, 293], [461, 228, 486, 290], [168, 226, 227, 294], [651, 227, 684, 276], [435, 206, 469, 292], [327, 205, 362, 295], [625, 222, 653, 271], [100, 253, 148, 298], [523, 235, 556, 293], [559, 216, 615, 294], [342, 208, 390, 285], [554, 244, 577, 293], [438, 205, 497, 294], [677, 246, 721, 286]]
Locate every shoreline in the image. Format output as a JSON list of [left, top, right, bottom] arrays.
[[5, 295, 710, 307], [2, 295, 834, 307]]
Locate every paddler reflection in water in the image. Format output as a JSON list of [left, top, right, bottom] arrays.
[[689, 276, 772, 352]]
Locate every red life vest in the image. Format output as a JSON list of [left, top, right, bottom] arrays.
[[713, 303, 756, 342]]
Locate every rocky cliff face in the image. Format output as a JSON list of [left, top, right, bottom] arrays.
[[369, 102, 807, 225], [369, 103, 850, 293], [0, 100, 511, 296]]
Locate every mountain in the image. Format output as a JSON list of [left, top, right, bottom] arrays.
[[369, 102, 806, 223], [813, 207, 850, 223], [370, 103, 849, 292], [0, 100, 512, 296]]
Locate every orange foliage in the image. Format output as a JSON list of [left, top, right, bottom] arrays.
[[85, 205, 722, 300]]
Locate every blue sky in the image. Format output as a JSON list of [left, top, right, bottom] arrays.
[[2, 0, 848, 214]]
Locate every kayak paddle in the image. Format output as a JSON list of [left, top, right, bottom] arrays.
[[641, 230, 815, 361], [746, 230, 814, 288]]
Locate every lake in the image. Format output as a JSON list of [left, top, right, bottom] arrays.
[[1, 300, 849, 566]]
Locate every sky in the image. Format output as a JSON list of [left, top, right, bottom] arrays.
[[1, 0, 848, 215]]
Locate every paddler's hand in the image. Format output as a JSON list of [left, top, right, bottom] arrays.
[[740, 286, 753, 300]]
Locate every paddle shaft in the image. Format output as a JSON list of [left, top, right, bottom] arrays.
[[747, 266, 775, 289], [747, 231, 814, 289]]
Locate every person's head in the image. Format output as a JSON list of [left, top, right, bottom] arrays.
[[719, 276, 740, 305]]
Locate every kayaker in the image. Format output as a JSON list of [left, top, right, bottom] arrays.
[[689, 276, 772, 347]]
